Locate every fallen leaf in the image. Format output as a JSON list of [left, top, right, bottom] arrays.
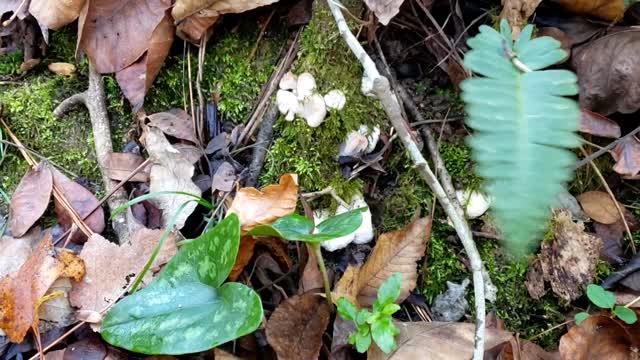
[[552, 0, 627, 21], [0, 234, 85, 342], [594, 221, 625, 264], [577, 191, 621, 224], [38, 278, 75, 328], [256, 237, 292, 271], [29, 0, 85, 30], [147, 109, 198, 144], [0, 228, 42, 279], [20, 58, 41, 73], [77, 0, 172, 73], [173, 143, 203, 164], [214, 348, 242, 360], [212, 161, 236, 192], [176, 14, 219, 44], [335, 217, 430, 307], [227, 174, 298, 233], [330, 315, 356, 360], [299, 244, 324, 294], [364, 0, 405, 25], [52, 168, 105, 244], [526, 210, 602, 301], [70, 228, 177, 313], [47, 62, 77, 76], [500, 0, 542, 37], [611, 135, 640, 178], [144, 126, 201, 230], [559, 315, 638, 359], [228, 236, 256, 281], [266, 292, 331, 360], [104, 152, 149, 182], [367, 321, 513, 360], [172, 0, 280, 22], [572, 30, 640, 116], [8, 163, 52, 237], [579, 109, 621, 139], [45, 334, 107, 360], [116, 14, 175, 111]]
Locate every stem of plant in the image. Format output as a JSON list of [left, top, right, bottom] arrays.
[[311, 242, 334, 312]]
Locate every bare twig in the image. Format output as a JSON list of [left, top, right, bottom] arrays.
[[302, 186, 350, 208], [326, 1, 488, 357], [246, 101, 278, 187], [573, 125, 640, 170]]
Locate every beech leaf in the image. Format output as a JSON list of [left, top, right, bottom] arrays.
[[9, 163, 52, 237]]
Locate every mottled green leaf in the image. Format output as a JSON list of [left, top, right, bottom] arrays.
[[101, 214, 263, 355], [586, 284, 615, 309], [613, 306, 638, 324]]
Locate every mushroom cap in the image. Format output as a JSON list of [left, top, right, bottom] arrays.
[[296, 72, 317, 100], [279, 71, 298, 91], [339, 130, 369, 157], [456, 190, 491, 219], [341, 194, 373, 245], [299, 93, 327, 127], [276, 90, 300, 121], [324, 89, 346, 110], [358, 125, 380, 153]]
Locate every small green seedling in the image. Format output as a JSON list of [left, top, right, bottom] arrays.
[[575, 284, 637, 325], [337, 273, 402, 354], [248, 208, 364, 307]]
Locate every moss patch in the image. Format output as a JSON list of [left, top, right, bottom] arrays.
[[440, 142, 482, 190]]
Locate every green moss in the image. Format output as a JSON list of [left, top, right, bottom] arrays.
[[440, 142, 481, 190], [0, 51, 22, 76], [420, 222, 467, 302]]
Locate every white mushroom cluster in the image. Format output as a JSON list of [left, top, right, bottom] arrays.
[[276, 71, 346, 127], [339, 124, 381, 157], [313, 194, 374, 252]]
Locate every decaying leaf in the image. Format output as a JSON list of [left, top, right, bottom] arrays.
[[579, 109, 621, 139], [47, 62, 77, 76], [559, 315, 639, 359], [176, 14, 219, 43], [266, 292, 331, 360], [70, 229, 177, 313], [8, 163, 52, 237], [38, 278, 75, 328], [29, 0, 86, 30], [552, 0, 627, 21], [172, 0, 281, 22], [364, 0, 405, 25], [52, 168, 105, 244], [594, 221, 625, 265], [526, 210, 602, 301], [572, 30, 640, 116], [212, 161, 237, 192], [367, 321, 513, 360], [0, 234, 85, 343], [500, 0, 542, 37], [104, 152, 149, 182], [335, 217, 429, 307], [611, 135, 640, 178], [299, 244, 324, 294], [77, 0, 172, 73], [227, 174, 298, 233], [116, 14, 175, 111], [147, 109, 199, 144], [0, 228, 42, 279], [228, 236, 256, 281], [577, 191, 621, 225]]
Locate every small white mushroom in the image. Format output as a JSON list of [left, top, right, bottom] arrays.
[[324, 90, 346, 111], [340, 194, 373, 245], [456, 189, 491, 219], [314, 209, 354, 252], [296, 72, 317, 100], [279, 71, 298, 91], [299, 93, 327, 127], [358, 125, 381, 154], [339, 130, 369, 157], [276, 90, 299, 121]]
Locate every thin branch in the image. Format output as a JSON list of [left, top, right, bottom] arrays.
[[573, 125, 640, 170], [325, 1, 488, 358]]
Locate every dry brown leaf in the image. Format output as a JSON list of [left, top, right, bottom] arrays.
[[0, 228, 42, 279], [519, 341, 561, 360], [500, 0, 542, 37], [38, 278, 75, 328], [573, 30, 640, 116], [227, 174, 298, 233], [594, 221, 625, 264], [9, 163, 52, 237], [172, 0, 280, 22], [552, 0, 626, 21], [229, 236, 256, 281], [52, 167, 105, 244], [299, 243, 323, 294], [70, 229, 176, 313], [176, 14, 219, 44], [116, 13, 175, 111], [611, 135, 640, 178], [367, 321, 513, 360], [255, 237, 292, 271], [20, 58, 41, 73], [146, 109, 199, 144], [212, 162, 236, 192], [364, 0, 405, 25], [577, 191, 621, 224], [559, 315, 638, 359], [0, 234, 84, 342], [104, 152, 149, 182], [526, 210, 602, 301], [213, 348, 242, 360], [579, 109, 621, 139], [47, 62, 77, 76], [266, 292, 331, 360], [29, 0, 85, 30], [77, 0, 172, 73], [335, 217, 430, 307]]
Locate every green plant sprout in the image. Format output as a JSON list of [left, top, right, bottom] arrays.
[[102, 213, 263, 355], [575, 284, 637, 325], [248, 208, 365, 308], [337, 273, 402, 354]]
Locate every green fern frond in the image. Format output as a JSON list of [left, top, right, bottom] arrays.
[[461, 20, 581, 255]]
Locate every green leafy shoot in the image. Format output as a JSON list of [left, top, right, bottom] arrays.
[[575, 284, 638, 325], [101, 213, 263, 355], [461, 19, 581, 255], [337, 273, 402, 354]]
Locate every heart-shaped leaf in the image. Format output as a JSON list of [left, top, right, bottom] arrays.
[[101, 214, 263, 355], [248, 209, 364, 243], [613, 306, 638, 325], [586, 284, 616, 309]]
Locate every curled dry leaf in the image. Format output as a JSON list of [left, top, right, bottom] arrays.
[[172, 0, 281, 22], [0, 234, 85, 343], [266, 292, 331, 360], [104, 152, 149, 182], [577, 191, 621, 224], [116, 13, 175, 111], [227, 174, 298, 233], [552, 0, 627, 21], [559, 315, 639, 360], [526, 210, 602, 301], [70, 229, 177, 313], [579, 109, 621, 139], [500, 0, 542, 37], [29, 0, 85, 30], [334, 217, 430, 307], [572, 30, 640, 116], [77, 0, 172, 73], [47, 62, 77, 76], [364, 0, 405, 25], [367, 321, 513, 360], [9, 163, 52, 237], [176, 14, 219, 44], [611, 135, 640, 178]]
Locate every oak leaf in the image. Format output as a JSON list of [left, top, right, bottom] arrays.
[[9, 163, 52, 237]]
